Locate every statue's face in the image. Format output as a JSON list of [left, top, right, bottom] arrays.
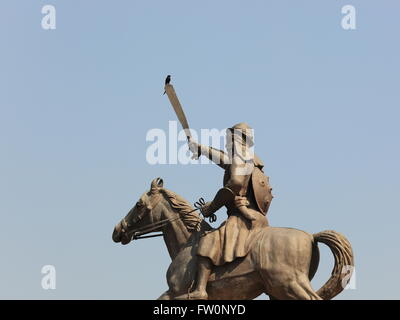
[[225, 130, 233, 156]]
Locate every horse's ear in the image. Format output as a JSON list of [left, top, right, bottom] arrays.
[[150, 177, 164, 193]]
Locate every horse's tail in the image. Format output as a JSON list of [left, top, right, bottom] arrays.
[[313, 230, 354, 300]]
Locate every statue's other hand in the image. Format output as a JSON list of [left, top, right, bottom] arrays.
[[235, 196, 257, 221], [234, 196, 250, 208]]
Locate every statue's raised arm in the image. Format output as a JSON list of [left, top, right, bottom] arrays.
[[188, 138, 230, 169]]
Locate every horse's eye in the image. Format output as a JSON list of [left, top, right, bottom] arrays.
[[137, 201, 143, 208]]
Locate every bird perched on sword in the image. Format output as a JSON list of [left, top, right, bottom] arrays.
[[163, 75, 171, 95]]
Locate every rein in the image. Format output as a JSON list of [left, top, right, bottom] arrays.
[[129, 215, 182, 240]]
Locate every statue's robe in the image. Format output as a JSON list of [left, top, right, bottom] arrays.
[[197, 164, 270, 266]]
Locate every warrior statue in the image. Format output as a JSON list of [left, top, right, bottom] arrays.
[[112, 78, 354, 300], [181, 122, 273, 300]]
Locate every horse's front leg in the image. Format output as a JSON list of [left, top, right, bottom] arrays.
[[166, 245, 198, 299], [157, 290, 172, 300]]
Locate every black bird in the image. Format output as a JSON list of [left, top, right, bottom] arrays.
[[163, 75, 171, 95]]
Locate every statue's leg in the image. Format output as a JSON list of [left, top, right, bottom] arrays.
[[174, 256, 211, 300], [187, 256, 212, 299]]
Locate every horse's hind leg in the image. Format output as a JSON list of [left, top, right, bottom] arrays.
[[281, 275, 322, 300], [264, 272, 322, 300]]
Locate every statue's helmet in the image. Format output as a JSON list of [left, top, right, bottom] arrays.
[[227, 122, 254, 147]]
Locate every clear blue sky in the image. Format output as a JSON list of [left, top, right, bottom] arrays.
[[0, 0, 399, 299]]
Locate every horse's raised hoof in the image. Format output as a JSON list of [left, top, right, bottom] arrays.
[[174, 290, 208, 300]]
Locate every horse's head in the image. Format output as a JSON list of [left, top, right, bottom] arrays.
[[112, 177, 165, 245]]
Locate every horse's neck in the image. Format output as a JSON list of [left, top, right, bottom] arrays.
[[161, 205, 191, 260]]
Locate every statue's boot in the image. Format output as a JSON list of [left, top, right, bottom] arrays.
[[174, 257, 212, 300]]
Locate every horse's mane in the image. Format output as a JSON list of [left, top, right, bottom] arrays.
[[160, 188, 202, 232]]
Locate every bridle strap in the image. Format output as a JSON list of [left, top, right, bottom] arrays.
[[130, 215, 182, 240], [129, 216, 179, 234], [133, 233, 164, 240], [129, 206, 201, 241]]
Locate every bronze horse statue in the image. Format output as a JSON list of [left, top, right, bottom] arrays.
[[112, 178, 354, 300]]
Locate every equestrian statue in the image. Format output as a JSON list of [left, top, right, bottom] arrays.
[[112, 77, 354, 300]]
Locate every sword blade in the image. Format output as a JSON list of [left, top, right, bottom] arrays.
[[164, 83, 191, 139]]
